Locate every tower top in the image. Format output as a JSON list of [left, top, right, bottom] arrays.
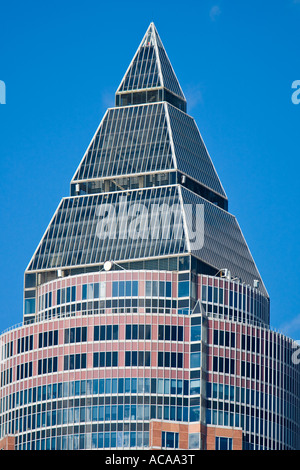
[[116, 22, 187, 111]]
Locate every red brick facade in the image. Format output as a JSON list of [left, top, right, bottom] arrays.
[[0, 436, 15, 450]]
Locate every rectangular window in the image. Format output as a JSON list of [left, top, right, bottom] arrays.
[[157, 352, 183, 368], [112, 282, 118, 297], [94, 352, 118, 367], [38, 357, 58, 374], [191, 325, 201, 342], [215, 436, 233, 450], [178, 281, 189, 297], [162, 432, 179, 449], [158, 325, 183, 341], [190, 352, 201, 369], [125, 324, 151, 340], [72, 286, 76, 302], [25, 298, 35, 315], [125, 351, 150, 367], [65, 327, 87, 343], [166, 282, 172, 298]]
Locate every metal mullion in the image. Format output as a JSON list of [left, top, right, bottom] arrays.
[[73, 198, 90, 266], [61, 200, 77, 267], [114, 107, 126, 174], [81, 196, 97, 266], [164, 104, 178, 173], [136, 46, 147, 90], [93, 124, 104, 180], [154, 103, 163, 171], [105, 109, 116, 177], [52, 200, 71, 269], [126, 107, 140, 176], [83, 195, 99, 265], [98, 113, 110, 178], [142, 46, 151, 89], [130, 51, 140, 90], [72, 198, 88, 266], [150, 105, 163, 173], [159, 186, 172, 257], [105, 191, 122, 262], [87, 132, 98, 180], [37, 222, 52, 270], [158, 120, 171, 172], [156, 187, 169, 257], [140, 188, 155, 260], [65, 200, 80, 267], [128, 107, 143, 176], [108, 108, 120, 177], [145, 51, 155, 89], [132, 105, 147, 174], [88, 193, 105, 264], [156, 106, 170, 172], [139, 104, 153, 174], [38, 201, 64, 269], [143, 103, 159, 170], [99, 192, 119, 263], [162, 186, 172, 256], [119, 107, 133, 176], [126, 190, 139, 260], [97, 114, 109, 179], [133, 104, 147, 174], [132, 48, 142, 90], [131, 190, 144, 260], [147, 187, 159, 258], [109, 107, 122, 176], [171, 186, 185, 255], [116, 108, 129, 176]]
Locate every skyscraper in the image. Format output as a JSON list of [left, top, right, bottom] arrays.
[[0, 22, 299, 451]]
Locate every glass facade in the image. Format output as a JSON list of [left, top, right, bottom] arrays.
[[1, 22, 299, 451]]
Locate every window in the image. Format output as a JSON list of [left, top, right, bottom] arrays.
[[189, 433, 200, 449], [18, 335, 34, 353], [38, 357, 58, 374], [25, 298, 35, 315], [157, 352, 183, 368], [17, 362, 33, 380], [190, 352, 201, 369], [112, 281, 138, 297], [64, 354, 87, 370], [178, 281, 189, 297], [57, 286, 76, 304], [94, 325, 118, 341], [213, 330, 235, 347], [158, 325, 183, 341], [145, 281, 171, 297], [82, 282, 105, 300], [191, 325, 201, 342], [93, 352, 118, 368], [39, 330, 58, 348], [213, 357, 235, 375], [162, 432, 179, 449], [64, 327, 87, 343], [190, 379, 200, 395], [125, 351, 150, 367], [125, 324, 151, 340], [215, 436, 233, 450]]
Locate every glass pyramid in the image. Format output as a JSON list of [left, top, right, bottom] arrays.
[[116, 22, 185, 101], [24, 22, 268, 324]]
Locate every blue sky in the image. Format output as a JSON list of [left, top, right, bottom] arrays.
[[0, 0, 299, 337]]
